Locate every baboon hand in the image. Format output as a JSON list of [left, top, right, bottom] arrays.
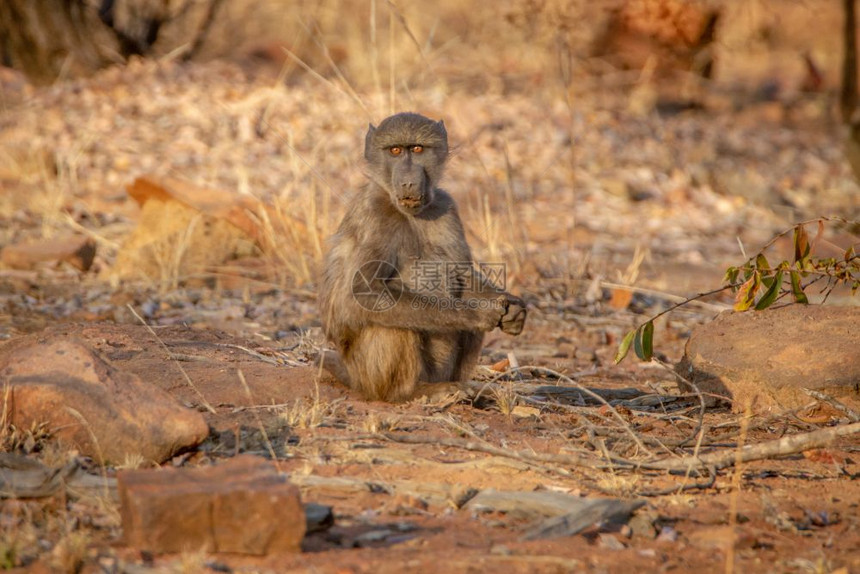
[[499, 294, 527, 335], [472, 293, 509, 332]]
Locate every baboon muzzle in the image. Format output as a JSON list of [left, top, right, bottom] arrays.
[[393, 165, 428, 209]]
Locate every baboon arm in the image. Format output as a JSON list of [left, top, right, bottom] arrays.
[[350, 284, 504, 332]]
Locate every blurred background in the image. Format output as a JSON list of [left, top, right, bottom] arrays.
[[0, 0, 858, 336]]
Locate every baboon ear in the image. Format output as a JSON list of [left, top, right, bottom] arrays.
[[436, 120, 449, 154], [364, 124, 377, 161]]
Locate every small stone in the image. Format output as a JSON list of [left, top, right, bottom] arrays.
[[598, 533, 626, 550], [628, 511, 658, 539], [389, 493, 429, 515], [511, 405, 541, 418], [656, 526, 678, 542], [352, 529, 393, 547], [118, 455, 305, 554]]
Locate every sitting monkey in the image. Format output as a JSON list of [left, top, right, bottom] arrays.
[[318, 112, 526, 401]]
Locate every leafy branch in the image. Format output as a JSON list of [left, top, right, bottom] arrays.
[[615, 217, 860, 364]]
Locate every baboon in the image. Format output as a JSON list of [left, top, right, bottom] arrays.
[[318, 112, 527, 402]]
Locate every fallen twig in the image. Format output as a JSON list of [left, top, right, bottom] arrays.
[[127, 304, 216, 413], [382, 421, 860, 475], [646, 421, 860, 472]]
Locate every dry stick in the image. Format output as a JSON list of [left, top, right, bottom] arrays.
[[600, 280, 728, 313], [65, 407, 112, 502], [380, 421, 860, 474], [646, 421, 860, 472], [725, 400, 751, 574], [388, 2, 395, 114], [386, 0, 436, 83], [636, 468, 717, 497], [216, 343, 282, 366], [802, 389, 860, 422], [280, 47, 370, 119], [369, 0, 381, 93], [305, 20, 370, 116], [433, 415, 574, 478], [126, 304, 216, 414], [380, 432, 624, 471], [477, 365, 655, 458]]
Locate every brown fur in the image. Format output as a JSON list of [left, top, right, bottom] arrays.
[[318, 113, 526, 401]]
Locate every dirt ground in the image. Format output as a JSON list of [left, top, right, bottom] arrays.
[[2, 1, 860, 572], [5, 321, 857, 574]]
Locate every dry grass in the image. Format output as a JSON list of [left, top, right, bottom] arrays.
[[49, 529, 91, 574], [278, 380, 339, 430], [361, 411, 404, 434], [491, 382, 520, 417]]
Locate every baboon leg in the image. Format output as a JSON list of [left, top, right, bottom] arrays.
[[419, 331, 484, 383], [454, 331, 485, 382], [419, 333, 458, 382], [399, 331, 484, 403], [343, 326, 422, 402]]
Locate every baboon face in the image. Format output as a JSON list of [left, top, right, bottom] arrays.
[[365, 113, 448, 216]]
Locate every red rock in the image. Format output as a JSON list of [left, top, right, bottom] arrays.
[[678, 305, 860, 413], [0, 335, 209, 465], [1, 234, 96, 271], [118, 455, 305, 554]]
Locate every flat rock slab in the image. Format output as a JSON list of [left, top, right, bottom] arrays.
[[677, 305, 860, 412], [1, 234, 96, 271], [118, 455, 305, 554], [0, 334, 209, 465]]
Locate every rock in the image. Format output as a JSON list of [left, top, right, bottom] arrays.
[[118, 455, 305, 554], [110, 177, 256, 286], [0, 335, 209, 465], [1, 234, 96, 271], [591, 0, 718, 77], [688, 525, 757, 551], [677, 306, 860, 412]]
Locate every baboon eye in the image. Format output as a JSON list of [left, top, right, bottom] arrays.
[[389, 147, 403, 156], [411, 145, 424, 153]]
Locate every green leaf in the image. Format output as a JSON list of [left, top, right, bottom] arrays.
[[845, 246, 856, 262], [722, 266, 740, 286], [790, 270, 809, 304], [633, 321, 654, 362], [755, 270, 783, 310], [793, 224, 810, 262], [755, 253, 770, 271], [633, 328, 644, 360], [641, 320, 654, 361], [614, 329, 636, 364], [734, 271, 760, 311]]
